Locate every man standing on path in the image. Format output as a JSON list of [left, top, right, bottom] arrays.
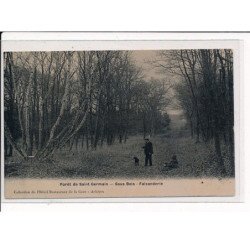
[[143, 138, 153, 166]]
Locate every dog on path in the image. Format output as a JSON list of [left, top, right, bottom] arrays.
[[133, 156, 139, 166]]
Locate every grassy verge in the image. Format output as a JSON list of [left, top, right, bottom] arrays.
[[5, 131, 234, 179]]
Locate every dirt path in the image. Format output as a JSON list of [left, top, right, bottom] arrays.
[[5, 130, 221, 179]]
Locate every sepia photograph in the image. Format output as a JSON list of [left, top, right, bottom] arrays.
[[3, 46, 236, 198], [0, 2, 249, 250]]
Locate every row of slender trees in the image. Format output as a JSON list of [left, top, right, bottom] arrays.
[[154, 49, 234, 175], [4, 51, 170, 160]]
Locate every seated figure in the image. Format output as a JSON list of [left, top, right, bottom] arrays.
[[163, 154, 179, 169]]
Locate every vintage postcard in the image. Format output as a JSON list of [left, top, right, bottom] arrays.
[[1, 35, 241, 201]]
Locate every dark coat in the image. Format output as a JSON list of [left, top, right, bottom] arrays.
[[143, 141, 153, 155]]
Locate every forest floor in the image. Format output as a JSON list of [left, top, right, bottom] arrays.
[[5, 129, 233, 179]]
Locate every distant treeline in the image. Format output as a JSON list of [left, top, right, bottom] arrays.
[[154, 49, 234, 175], [4, 51, 170, 159]]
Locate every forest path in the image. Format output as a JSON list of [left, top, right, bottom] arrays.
[[5, 129, 219, 179]]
